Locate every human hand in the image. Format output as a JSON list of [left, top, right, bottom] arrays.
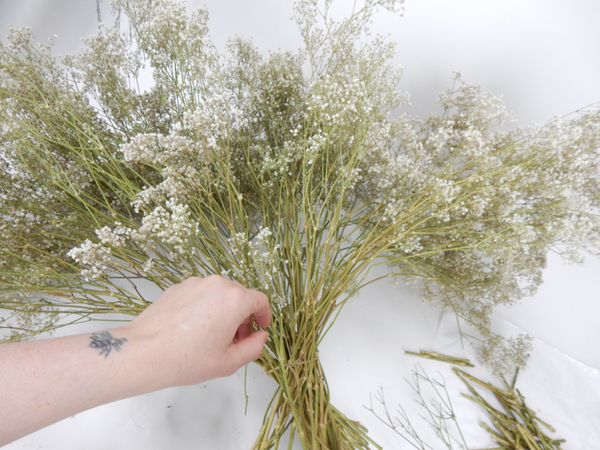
[[0, 275, 270, 445], [123, 275, 271, 389]]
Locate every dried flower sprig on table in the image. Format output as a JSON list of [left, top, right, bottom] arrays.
[[366, 366, 470, 450], [1, 0, 599, 447], [367, 365, 564, 450]]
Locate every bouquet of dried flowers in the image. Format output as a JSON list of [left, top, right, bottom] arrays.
[[1, 0, 599, 448]]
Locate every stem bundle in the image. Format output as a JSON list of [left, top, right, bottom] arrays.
[[454, 368, 565, 450]]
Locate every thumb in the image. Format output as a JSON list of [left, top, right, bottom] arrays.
[[229, 330, 269, 368]]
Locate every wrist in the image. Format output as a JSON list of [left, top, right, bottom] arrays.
[[115, 323, 176, 393]]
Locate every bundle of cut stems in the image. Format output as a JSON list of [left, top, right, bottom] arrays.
[[454, 368, 565, 450], [405, 350, 475, 367]]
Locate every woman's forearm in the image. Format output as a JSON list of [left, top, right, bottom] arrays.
[[0, 275, 271, 446], [0, 327, 152, 445]]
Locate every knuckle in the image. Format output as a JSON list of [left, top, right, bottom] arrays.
[[203, 274, 225, 285]]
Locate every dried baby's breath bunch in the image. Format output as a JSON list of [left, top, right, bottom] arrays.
[[1, 0, 599, 447]]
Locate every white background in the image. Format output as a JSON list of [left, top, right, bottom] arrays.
[[1, 1, 599, 449]]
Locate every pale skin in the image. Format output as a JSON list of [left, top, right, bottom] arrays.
[[0, 275, 271, 446]]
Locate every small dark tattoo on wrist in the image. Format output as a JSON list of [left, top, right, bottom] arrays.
[[90, 331, 127, 357]]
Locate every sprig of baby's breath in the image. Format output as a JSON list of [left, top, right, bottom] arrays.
[[2, 0, 599, 448]]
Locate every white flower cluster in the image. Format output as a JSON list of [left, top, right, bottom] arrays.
[[121, 132, 200, 166], [98, 201, 198, 253], [225, 227, 288, 307], [64, 24, 140, 96], [134, 201, 199, 254], [308, 46, 403, 131], [67, 239, 112, 280], [118, 0, 217, 115], [67, 199, 199, 280], [478, 333, 533, 378], [96, 223, 131, 247], [121, 132, 201, 210], [258, 131, 327, 185], [183, 91, 248, 150]]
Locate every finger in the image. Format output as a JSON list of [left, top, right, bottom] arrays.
[[248, 291, 271, 328], [229, 330, 269, 367], [235, 317, 253, 341]]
